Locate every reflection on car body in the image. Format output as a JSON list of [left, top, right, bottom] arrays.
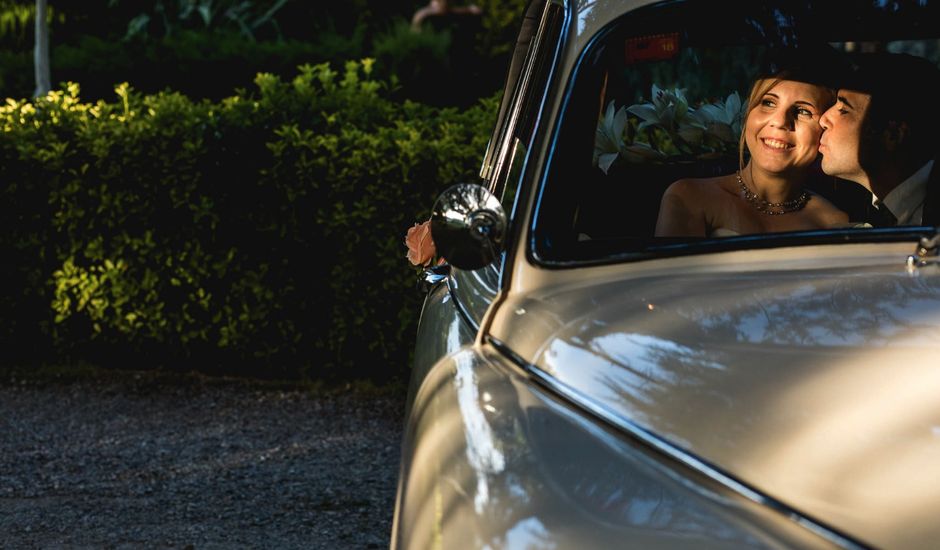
[[392, 1, 940, 549]]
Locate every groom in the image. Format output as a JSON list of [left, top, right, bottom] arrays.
[[818, 52, 940, 226]]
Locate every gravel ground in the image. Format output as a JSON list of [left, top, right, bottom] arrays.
[[0, 372, 406, 549]]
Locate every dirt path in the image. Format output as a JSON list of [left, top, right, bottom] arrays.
[[0, 372, 405, 549]]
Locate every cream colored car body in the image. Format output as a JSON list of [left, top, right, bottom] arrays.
[[392, 1, 940, 549]]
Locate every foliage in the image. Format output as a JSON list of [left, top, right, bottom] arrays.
[[0, 1, 63, 49], [474, 0, 529, 59], [108, 0, 289, 41], [372, 19, 453, 105], [371, 3, 525, 108], [0, 1, 529, 107], [594, 84, 743, 174], [0, 1, 34, 45], [0, 62, 497, 380], [0, 29, 352, 101]]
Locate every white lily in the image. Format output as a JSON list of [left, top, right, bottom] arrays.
[[627, 84, 692, 132], [594, 87, 743, 173], [594, 100, 629, 174], [697, 91, 742, 145]]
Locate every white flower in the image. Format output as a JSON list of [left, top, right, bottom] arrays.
[[627, 84, 691, 132], [594, 100, 629, 174], [593, 87, 743, 173], [696, 91, 743, 144], [621, 142, 665, 163]]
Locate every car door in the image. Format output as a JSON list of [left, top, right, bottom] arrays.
[[407, 0, 566, 404]]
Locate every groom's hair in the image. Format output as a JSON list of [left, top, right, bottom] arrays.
[[847, 52, 940, 169]]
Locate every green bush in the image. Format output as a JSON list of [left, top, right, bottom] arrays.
[[0, 30, 364, 101], [475, 0, 530, 60], [0, 1, 65, 50], [0, 61, 497, 381], [109, 0, 291, 41]]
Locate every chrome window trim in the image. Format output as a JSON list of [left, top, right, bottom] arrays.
[[494, 0, 570, 292], [534, 227, 936, 269], [488, 0, 566, 200], [479, 0, 546, 183], [479, 0, 548, 182], [486, 335, 872, 550]]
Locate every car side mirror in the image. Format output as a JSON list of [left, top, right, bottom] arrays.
[[430, 183, 507, 270]]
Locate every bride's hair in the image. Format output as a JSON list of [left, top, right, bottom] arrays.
[[737, 46, 846, 172], [738, 71, 837, 171]]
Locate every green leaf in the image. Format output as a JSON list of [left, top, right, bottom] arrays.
[[125, 14, 150, 40]]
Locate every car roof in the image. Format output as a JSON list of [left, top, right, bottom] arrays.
[[566, 0, 658, 56]]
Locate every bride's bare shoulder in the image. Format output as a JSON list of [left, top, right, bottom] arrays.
[[662, 175, 732, 200]]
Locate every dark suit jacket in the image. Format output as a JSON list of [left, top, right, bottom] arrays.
[[923, 161, 940, 226]]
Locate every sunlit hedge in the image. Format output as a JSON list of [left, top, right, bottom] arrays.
[[0, 60, 497, 381]]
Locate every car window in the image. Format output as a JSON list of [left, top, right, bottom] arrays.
[[483, 0, 565, 214], [533, 0, 940, 264]]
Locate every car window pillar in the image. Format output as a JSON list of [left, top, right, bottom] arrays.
[[482, 1, 565, 211]]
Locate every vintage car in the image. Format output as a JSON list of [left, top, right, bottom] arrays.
[[392, 0, 940, 548]]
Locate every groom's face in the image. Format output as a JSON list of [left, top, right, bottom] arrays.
[[818, 90, 870, 185]]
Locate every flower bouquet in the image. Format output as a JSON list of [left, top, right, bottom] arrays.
[[594, 84, 743, 174]]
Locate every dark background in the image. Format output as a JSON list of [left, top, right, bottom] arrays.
[[0, 0, 527, 106]]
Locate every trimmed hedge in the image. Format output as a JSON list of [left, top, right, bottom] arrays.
[[0, 61, 497, 381], [0, 30, 365, 102]]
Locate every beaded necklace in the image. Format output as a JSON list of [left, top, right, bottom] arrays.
[[736, 171, 809, 215]]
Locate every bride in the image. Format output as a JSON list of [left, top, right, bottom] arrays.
[[655, 69, 848, 237]]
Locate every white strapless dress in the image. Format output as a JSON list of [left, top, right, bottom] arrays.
[[708, 228, 741, 237]]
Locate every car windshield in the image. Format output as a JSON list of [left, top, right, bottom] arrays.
[[533, 0, 940, 264]]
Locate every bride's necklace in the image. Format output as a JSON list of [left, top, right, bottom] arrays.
[[737, 171, 809, 215]]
